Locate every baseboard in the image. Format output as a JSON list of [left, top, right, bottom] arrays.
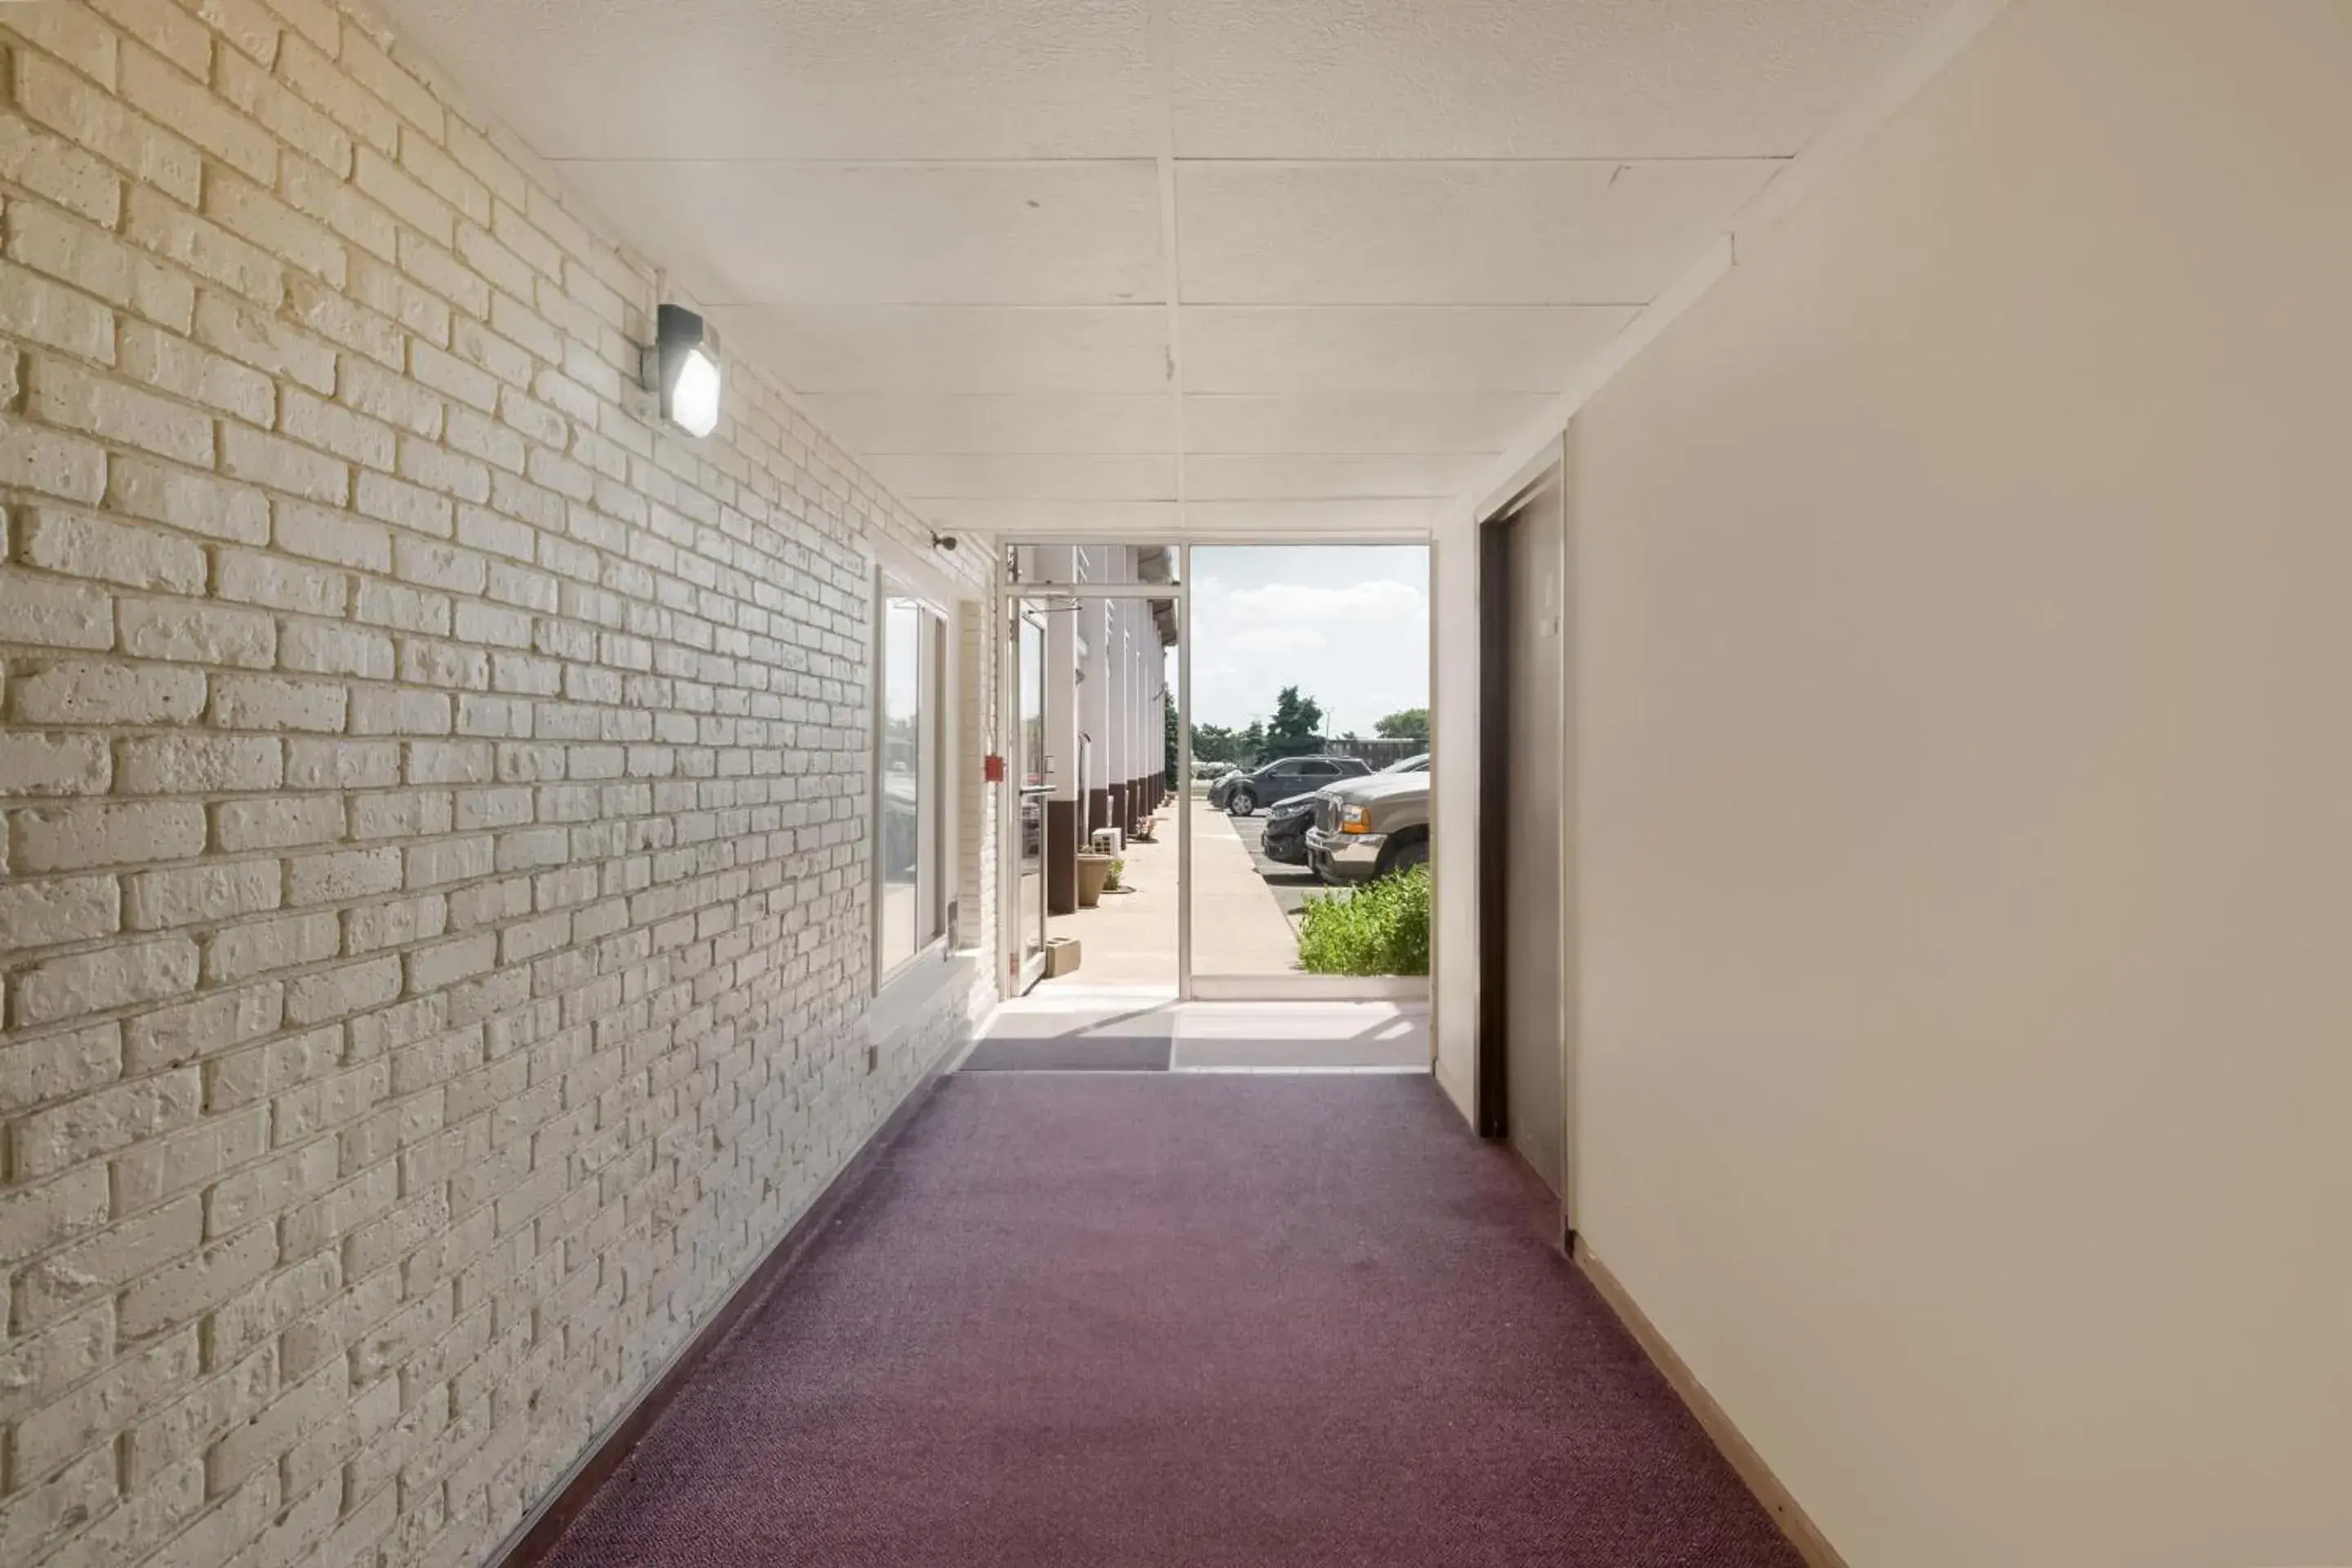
[[1572, 1241, 1849, 1568], [488, 1038, 964, 1567]]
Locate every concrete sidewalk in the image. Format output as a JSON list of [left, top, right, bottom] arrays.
[[1188, 800, 1306, 978], [1043, 809, 1178, 987], [1040, 800, 1303, 988]]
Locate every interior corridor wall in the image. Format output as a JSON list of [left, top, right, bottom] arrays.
[[0, 2, 996, 1565], [1565, 1, 2352, 1563]]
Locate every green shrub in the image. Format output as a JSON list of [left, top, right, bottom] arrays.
[[1297, 864, 1430, 976], [1104, 856, 1125, 891]]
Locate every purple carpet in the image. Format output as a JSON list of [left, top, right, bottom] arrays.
[[546, 1076, 1803, 1567]]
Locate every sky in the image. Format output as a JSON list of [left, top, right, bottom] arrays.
[[1185, 546, 1430, 738]]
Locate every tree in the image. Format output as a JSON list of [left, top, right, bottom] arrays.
[[1374, 707, 1429, 745], [1240, 719, 1267, 763], [1267, 686, 1324, 742], [1191, 722, 1241, 764]]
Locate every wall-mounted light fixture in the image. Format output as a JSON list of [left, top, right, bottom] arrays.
[[645, 303, 722, 438]]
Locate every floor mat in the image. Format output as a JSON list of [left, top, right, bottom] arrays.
[[959, 1035, 1173, 1071]]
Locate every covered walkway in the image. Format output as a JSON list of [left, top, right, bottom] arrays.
[[0, 2, 2345, 1566], [537, 1068, 1795, 1567]]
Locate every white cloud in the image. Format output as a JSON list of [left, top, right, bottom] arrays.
[[1223, 626, 1328, 657], [1220, 579, 1426, 622], [1187, 546, 1431, 735]]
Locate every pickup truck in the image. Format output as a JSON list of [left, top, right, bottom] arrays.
[[1304, 766, 1428, 884]]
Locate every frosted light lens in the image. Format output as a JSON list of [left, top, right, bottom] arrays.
[[670, 347, 721, 438]]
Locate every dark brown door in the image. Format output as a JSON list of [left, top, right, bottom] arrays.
[[1481, 475, 1567, 1197]]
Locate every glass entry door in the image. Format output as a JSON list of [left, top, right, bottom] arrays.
[[1012, 602, 1050, 992]]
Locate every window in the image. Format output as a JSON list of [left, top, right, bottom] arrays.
[[1019, 608, 1046, 790], [877, 583, 948, 983]]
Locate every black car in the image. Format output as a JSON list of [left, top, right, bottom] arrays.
[[1259, 791, 1321, 864], [1209, 755, 1373, 816]]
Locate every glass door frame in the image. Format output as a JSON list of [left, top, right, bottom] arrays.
[[1009, 599, 1051, 995], [997, 537, 1435, 1004], [998, 570, 1193, 999]]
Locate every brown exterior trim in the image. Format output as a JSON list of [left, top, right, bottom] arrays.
[[1573, 1241, 1851, 1568], [491, 1049, 961, 1567], [1046, 798, 1079, 914]]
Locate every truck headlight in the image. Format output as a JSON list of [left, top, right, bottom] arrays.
[[1339, 804, 1371, 834]]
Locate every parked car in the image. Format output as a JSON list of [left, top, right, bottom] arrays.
[[1258, 791, 1321, 864], [1265, 755, 1423, 864], [1305, 760, 1430, 883], [1209, 754, 1373, 816]]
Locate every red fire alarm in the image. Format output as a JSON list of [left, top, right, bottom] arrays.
[[983, 754, 1006, 782]]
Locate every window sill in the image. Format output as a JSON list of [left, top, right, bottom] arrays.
[[867, 947, 977, 1047]]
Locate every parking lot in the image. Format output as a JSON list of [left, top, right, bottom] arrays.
[[1223, 808, 1325, 920]]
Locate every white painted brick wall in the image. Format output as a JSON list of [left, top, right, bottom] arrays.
[[0, 2, 1000, 1563]]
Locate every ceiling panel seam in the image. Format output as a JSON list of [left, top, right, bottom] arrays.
[[1150, 0, 1188, 530]]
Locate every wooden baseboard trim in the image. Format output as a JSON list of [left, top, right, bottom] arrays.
[[489, 1045, 962, 1567], [1572, 1241, 1849, 1568]]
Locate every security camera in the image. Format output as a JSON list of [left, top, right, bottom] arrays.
[[929, 531, 960, 552]]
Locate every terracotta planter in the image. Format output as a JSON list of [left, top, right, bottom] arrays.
[[1076, 853, 1113, 908]]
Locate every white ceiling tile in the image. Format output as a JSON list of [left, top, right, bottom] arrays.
[[708, 306, 1171, 394], [800, 394, 1178, 455], [1183, 306, 1636, 393], [1177, 160, 1777, 305], [1186, 394, 1553, 455], [1184, 499, 1447, 534], [1170, 0, 1948, 158], [391, 0, 1156, 160], [1186, 455, 1487, 501], [562, 162, 1165, 306], [922, 499, 1181, 535], [392, 0, 1940, 528], [865, 454, 1178, 501]]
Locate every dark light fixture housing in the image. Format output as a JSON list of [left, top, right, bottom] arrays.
[[647, 303, 722, 438]]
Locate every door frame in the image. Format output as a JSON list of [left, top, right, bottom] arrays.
[[1006, 598, 1051, 996], [996, 572, 1195, 998], [1475, 443, 1578, 1240], [995, 535, 1437, 1009]]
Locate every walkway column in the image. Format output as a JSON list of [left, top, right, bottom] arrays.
[[1150, 670, 1166, 812], [1127, 608, 1146, 829], [1108, 595, 1131, 838], [1041, 546, 1080, 914], [1079, 595, 1111, 850]]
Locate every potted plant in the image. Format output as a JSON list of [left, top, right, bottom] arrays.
[[1076, 850, 1114, 907]]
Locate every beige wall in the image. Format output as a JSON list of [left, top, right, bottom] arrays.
[[1428, 505, 1478, 1116], [0, 2, 995, 1565], [1568, 0, 2352, 1563]]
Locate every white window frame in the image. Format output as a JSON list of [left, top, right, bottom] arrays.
[[873, 567, 953, 992]]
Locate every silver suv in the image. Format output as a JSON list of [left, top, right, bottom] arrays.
[[1304, 759, 1428, 883]]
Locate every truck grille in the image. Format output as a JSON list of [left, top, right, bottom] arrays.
[[1313, 793, 1339, 833]]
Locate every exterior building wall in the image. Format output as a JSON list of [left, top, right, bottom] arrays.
[[0, 4, 996, 1567], [1014, 545, 1169, 868]]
